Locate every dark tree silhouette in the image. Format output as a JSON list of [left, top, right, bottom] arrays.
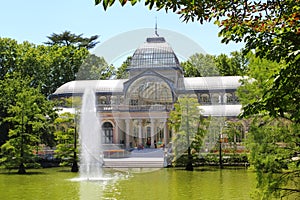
[[45, 31, 100, 50]]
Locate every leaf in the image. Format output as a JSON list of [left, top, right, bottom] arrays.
[[103, 0, 109, 10], [120, 0, 127, 6], [130, 0, 138, 6], [95, 0, 102, 5]]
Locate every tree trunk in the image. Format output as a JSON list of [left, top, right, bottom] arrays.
[[18, 163, 26, 174], [185, 147, 193, 171]]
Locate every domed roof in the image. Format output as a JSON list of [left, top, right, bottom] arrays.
[[129, 36, 181, 69]]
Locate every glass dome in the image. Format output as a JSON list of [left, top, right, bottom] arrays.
[[129, 37, 181, 69]]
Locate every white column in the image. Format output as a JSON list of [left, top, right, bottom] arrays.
[[138, 119, 142, 145], [125, 119, 130, 149], [151, 119, 155, 148], [114, 120, 119, 144], [163, 119, 168, 147]]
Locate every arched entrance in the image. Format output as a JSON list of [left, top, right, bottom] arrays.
[[102, 122, 113, 144]]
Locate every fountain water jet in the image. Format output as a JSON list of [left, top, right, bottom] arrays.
[[70, 88, 124, 182], [78, 88, 104, 180]]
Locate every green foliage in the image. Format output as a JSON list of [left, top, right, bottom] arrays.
[[222, 120, 245, 152], [181, 51, 249, 77], [45, 30, 100, 50], [0, 33, 99, 170], [215, 51, 249, 76], [180, 61, 201, 77], [238, 53, 299, 123], [237, 51, 299, 198], [247, 60, 300, 123], [0, 74, 56, 170], [53, 112, 77, 167], [168, 96, 207, 160], [247, 117, 300, 199], [45, 45, 89, 96], [237, 53, 283, 115], [0, 38, 19, 80], [76, 54, 115, 80], [174, 153, 248, 167], [115, 56, 131, 79], [181, 53, 219, 77], [0, 38, 89, 96]]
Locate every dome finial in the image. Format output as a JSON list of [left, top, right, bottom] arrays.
[[155, 17, 159, 37]]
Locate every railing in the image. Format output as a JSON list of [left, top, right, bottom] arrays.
[[103, 149, 129, 158], [96, 104, 173, 112], [102, 144, 125, 150], [102, 144, 129, 158]]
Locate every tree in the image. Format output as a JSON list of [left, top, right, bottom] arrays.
[[168, 96, 205, 170], [0, 74, 56, 173], [45, 45, 89, 96], [222, 120, 245, 153], [181, 53, 219, 77], [76, 54, 115, 80], [0, 38, 19, 80], [247, 117, 300, 199], [236, 53, 299, 198], [115, 56, 131, 79], [0, 38, 89, 97], [55, 96, 82, 172], [215, 51, 249, 76], [53, 112, 77, 168], [45, 31, 100, 50], [237, 52, 282, 107], [181, 52, 248, 77]]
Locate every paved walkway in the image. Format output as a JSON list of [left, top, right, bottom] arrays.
[[103, 148, 165, 168]]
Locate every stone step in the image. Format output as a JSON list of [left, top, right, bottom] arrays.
[[104, 163, 164, 168], [103, 157, 164, 168], [129, 148, 165, 158]]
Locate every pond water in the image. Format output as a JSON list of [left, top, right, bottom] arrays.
[[0, 167, 256, 200]]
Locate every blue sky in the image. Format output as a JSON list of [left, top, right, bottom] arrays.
[[1, 0, 244, 64]]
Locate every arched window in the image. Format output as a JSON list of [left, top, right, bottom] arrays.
[[126, 76, 173, 110], [211, 93, 221, 104], [102, 122, 113, 144], [111, 96, 118, 105], [119, 96, 124, 104], [225, 93, 234, 104], [199, 93, 211, 104], [98, 96, 107, 105]]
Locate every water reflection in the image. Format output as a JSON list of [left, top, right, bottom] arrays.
[[0, 167, 255, 200], [79, 181, 106, 200], [76, 170, 131, 200], [103, 168, 256, 200]]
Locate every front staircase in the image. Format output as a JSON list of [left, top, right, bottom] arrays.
[[103, 148, 165, 168]]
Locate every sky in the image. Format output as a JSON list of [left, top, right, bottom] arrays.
[[1, 0, 244, 65]]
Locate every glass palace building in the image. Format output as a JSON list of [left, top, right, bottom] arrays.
[[50, 35, 242, 149]]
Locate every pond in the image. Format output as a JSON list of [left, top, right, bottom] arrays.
[[0, 167, 256, 200]]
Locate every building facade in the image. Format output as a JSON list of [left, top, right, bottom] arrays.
[[50, 35, 242, 150]]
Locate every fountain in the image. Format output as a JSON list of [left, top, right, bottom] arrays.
[[77, 88, 104, 180]]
